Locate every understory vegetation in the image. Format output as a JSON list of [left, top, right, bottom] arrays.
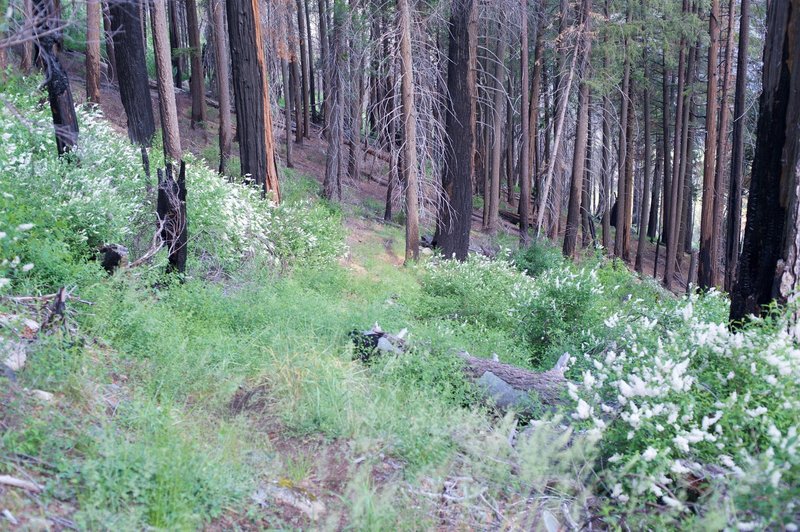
[[1, 77, 797, 529]]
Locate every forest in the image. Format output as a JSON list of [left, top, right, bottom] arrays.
[[0, 0, 799, 529]]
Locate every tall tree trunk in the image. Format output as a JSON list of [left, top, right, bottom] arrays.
[[281, 58, 294, 168], [614, 3, 632, 258], [698, 0, 721, 289], [635, 47, 653, 272], [318, 0, 330, 131], [435, 0, 478, 260], [725, 0, 750, 291], [323, 3, 345, 200], [712, 0, 736, 285], [226, 0, 281, 201], [20, 0, 35, 73], [109, 0, 155, 146], [549, 0, 570, 241], [600, 0, 612, 249], [730, 0, 800, 321], [304, 0, 317, 123], [661, 62, 673, 245], [185, 0, 206, 127], [664, 8, 688, 290], [398, 0, 419, 262], [150, 0, 182, 163], [168, 0, 182, 87], [288, 9, 304, 144], [581, 94, 593, 248], [519, 0, 531, 244], [211, 0, 231, 174], [34, 0, 79, 155], [486, 19, 508, 234], [622, 77, 636, 262], [563, 0, 593, 257], [296, 0, 311, 137], [86, 0, 102, 104]]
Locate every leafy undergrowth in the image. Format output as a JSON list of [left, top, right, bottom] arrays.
[[1, 74, 798, 530]]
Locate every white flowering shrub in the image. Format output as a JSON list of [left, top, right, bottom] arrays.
[[0, 76, 345, 290], [568, 289, 800, 527]]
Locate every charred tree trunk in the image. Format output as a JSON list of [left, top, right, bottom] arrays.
[[34, 0, 79, 155], [226, 0, 281, 200], [157, 161, 188, 274], [435, 0, 477, 260], [109, 0, 155, 146], [730, 0, 800, 321]]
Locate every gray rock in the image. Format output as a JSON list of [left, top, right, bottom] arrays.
[[476, 371, 537, 412]]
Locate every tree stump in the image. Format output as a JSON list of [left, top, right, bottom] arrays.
[[156, 161, 188, 274]]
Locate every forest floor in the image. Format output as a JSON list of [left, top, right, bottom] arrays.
[[6, 51, 797, 530], [61, 50, 691, 292]]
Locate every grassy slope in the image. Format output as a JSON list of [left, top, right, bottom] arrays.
[[4, 70, 798, 530]]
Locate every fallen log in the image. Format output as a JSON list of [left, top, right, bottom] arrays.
[[349, 325, 568, 409]]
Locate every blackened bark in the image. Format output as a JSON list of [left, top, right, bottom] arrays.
[[157, 161, 188, 274], [34, 0, 79, 155], [109, 0, 155, 146], [226, 0, 281, 200], [730, 0, 798, 321], [434, 0, 477, 260]]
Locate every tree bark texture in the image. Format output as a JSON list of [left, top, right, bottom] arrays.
[[226, 0, 281, 201], [86, 0, 102, 103], [150, 0, 182, 163], [109, 0, 156, 146], [435, 0, 478, 260], [34, 0, 79, 155]]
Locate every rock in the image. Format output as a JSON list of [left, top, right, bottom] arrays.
[[420, 246, 433, 256], [31, 390, 54, 402], [253, 485, 326, 521], [376, 336, 403, 354], [1, 337, 27, 371], [476, 371, 537, 412]]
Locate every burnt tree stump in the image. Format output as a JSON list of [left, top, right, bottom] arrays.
[[157, 161, 188, 274]]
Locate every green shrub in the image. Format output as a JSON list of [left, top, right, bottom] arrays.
[[513, 239, 565, 278]]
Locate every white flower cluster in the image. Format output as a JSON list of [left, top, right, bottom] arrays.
[[568, 289, 800, 526]]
